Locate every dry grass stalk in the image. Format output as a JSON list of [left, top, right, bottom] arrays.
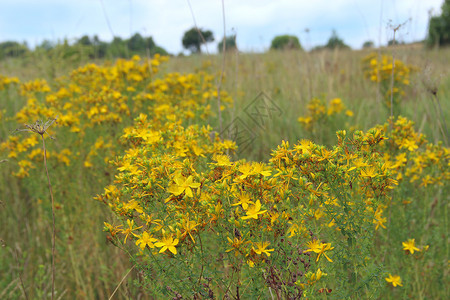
[[16, 117, 57, 300]]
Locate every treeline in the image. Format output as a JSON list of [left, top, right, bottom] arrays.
[[0, 33, 168, 60]]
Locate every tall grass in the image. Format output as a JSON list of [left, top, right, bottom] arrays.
[[164, 48, 449, 161]]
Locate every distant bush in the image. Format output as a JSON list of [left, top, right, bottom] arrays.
[[388, 39, 405, 46], [150, 46, 169, 56], [0, 33, 169, 61], [325, 30, 350, 50], [182, 27, 214, 54], [270, 35, 302, 50], [427, 0, 450, 47], [363, 40, 375, 48], [218, 35, 237, 52], [0, 41, 28, 59]]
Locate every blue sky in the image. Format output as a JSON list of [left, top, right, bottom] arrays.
[[0, 0, 444, 53]]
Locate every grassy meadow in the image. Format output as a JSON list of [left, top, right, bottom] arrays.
[[0, 46, 448, 299]]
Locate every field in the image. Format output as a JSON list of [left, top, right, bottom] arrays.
[[0, 46, 448, 299]]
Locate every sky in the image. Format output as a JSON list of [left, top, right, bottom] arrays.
[[0, 0, 445, 53]]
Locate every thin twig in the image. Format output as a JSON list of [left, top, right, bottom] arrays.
[[431, 92, 449, 146], [42, 132, 56, 300], [13, 249, 29, 300], [186, 0, 210, 55], [0, 278, 19, 299], [389, 25, 400, 119], [18, 118, 57, 300], [216, 0, 227, 133], [197, 233, 205, 285], [388, 20, 409, 119], [108, 265, 135, 300], [99, 0, 115, 38]]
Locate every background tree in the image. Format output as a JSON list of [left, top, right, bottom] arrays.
[[363, 40, 375, 48], [75, 35, 107, 59], [427, 0, 450, 47], [325, 30, 350, 50], [109, 37, 128, 57], [388, 39, 404, 46], [92, 35, 108, 58], [128, 33, 146, 52], [218, 35, 237, 52], [149, 46, 168, 56], [76, 35, 92, 46], [0, 33, 169, 62], [37, 40, 55, 51], [270, 35, 302, 50], [0, 41, 28, 59], [182, 27, 214, 54]]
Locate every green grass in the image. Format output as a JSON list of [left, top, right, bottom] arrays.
[[0, 46, 448, 298], [164, 48, 449, 160]]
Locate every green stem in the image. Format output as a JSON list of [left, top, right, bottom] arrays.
[[41, 135, 56, 300]]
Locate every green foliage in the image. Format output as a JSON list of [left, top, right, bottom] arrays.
[[182, 27, 214, 54], [109, 37, 129, 57], [270, 35, 302, 50], [150, 46, 169, 56], [427, 0, 450, 47], [36, 40, 55, 51], [0, 41, 28, 59], [128, 33, 155, 52], [0, 33, 168, 61], [388, 39, 404, 46], [218, 35, 237, 52], [363, 40, 375, 48], [325, 30, 350, 50], [76, 35, 92, 46]]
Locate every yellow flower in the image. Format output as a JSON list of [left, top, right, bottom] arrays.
[[360, 166, 379, 178], [211, 154, 233, 167], [167, 173, 201, 198], [400, 139, 418, 152], [135, 231, 157, 250], [304, 240, 334, 262], [123, 200, 144, 214], [232, 192, 253, 210], [237, 163, 254, 180], [135, 129, 161, 144], [252, 162, 272, 177], [121, 219, 143, 244], [385, 274, 402, 287], [226, 236, 249, 256], [103, 222, 122, 236], [247, 260, 255, 268], [155, 235, 179, 255], [373, 209, 387, 230], [252, 241, 274, 257], [241, 200, 267, 220], [180, 218, 199, 243], [305, 239, 322, 253], [309, 268, 327, 283], [402, 239, 420, 254]]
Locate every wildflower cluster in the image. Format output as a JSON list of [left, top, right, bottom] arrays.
[[373, 117, 448, 189], [372, 117, 447, 291], [1, 54, 232, 181], [97, 95, 403, 298], [298, 97, 354, 143], [0, 74, 19, 90], [362, 53, 418, 114]]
